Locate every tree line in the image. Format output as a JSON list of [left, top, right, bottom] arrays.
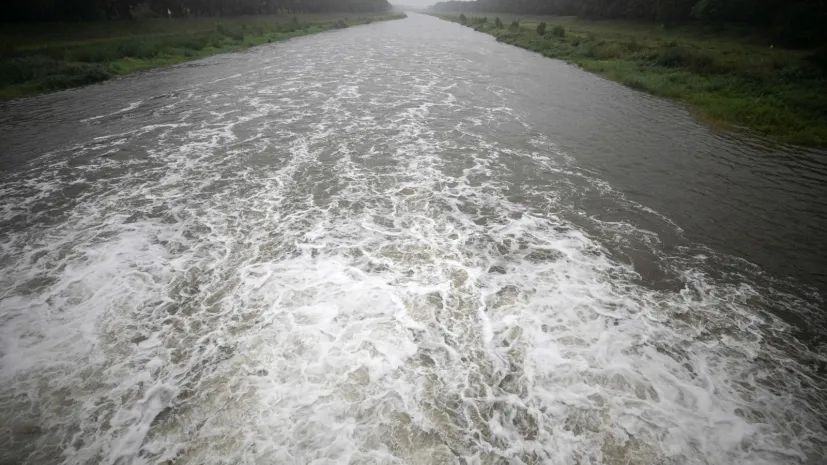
[[5, 0, 392, 22], [431, 0, 827, 48]]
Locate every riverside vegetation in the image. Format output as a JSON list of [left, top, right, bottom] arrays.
[[439, 14, 827, 147], [0, 13, 405, 101]]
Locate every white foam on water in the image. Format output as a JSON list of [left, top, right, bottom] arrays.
[[81, 100, 145, 123], [1, 19, 826, 465]]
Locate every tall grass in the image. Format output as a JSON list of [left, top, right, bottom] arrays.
[[0, 57, 110, 91]]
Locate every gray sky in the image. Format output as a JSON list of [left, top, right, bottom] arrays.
[[392, 0, 435, 7]]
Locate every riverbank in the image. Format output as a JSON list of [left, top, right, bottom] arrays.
[[0, 13, 406, 101], [433, 14, 827, 148]]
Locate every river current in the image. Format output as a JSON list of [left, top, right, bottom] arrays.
[[1, 14, 826, 465]]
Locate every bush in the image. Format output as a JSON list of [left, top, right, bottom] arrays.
[[591, 43, 625, 59], [508, 20, 520, 32], [803, 46, 827, 76], [43, 63, 110, 89], [333, 19, 348, 29], [654, 47, 722, 74], [0, 56, 110, 88], [170, 33, 211, 51], [552, 25, 566, 37], [69, 45, 118, 62], [494, 17, 503, 29], [215, 21, 229, 36], [0, 57, 49, 85], [208, 32, 224, 48], [458, 14, 467, 25], [117, 40, 159, 59], [215, 22, 244, 41], [622, 76, 650, 92], [536, 22, 547, 36], [0, 42, 16, 59], [495, 32, 521, 42]]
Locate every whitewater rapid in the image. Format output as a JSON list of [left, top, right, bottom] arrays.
[[1, 14, 825, 465]]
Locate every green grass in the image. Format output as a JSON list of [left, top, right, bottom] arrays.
[[0, 13, 406, 101], [434, 14, 827, 148]]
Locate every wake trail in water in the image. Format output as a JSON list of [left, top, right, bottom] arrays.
[[1, 17, 826, 465]]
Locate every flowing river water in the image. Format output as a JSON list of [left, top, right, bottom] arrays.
[[1, 13, 826, 465]]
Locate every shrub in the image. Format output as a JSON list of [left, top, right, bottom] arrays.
[[536, 22, 547, 36], [0, 42, 16, 59], [172, 33, 211, 51], [552, 25, 565, 37], [508, 20, 520, 32], [117, 40, 159, 59], [804, 46, 827, 76], [458, 14, 467, 25], [43, 63, 110, 89], [0, 57, 47, 85], [215, 22, 244, 41], [208, 32, 224, 48], [622, 76, 650, 92], [333, 19, 348, 29], [0, 57, 110, 88], [215, 21, 229, 37], [69, 45, 118, 62], [592, 43, 625, 59], [494, 17, 503, 29], [495, 32, 521, 42], [654, 47, 721, 74]]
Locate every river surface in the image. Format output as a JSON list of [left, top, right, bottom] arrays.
[[1, 13, 826, 465]]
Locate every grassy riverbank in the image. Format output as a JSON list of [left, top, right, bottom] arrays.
[[0, 13, 406, 101], [435, 14, 827, 148]]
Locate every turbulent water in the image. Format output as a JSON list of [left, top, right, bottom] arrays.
[[1, 14, 826, 465]]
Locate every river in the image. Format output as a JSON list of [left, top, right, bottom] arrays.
[[1, 13, 826, 465]]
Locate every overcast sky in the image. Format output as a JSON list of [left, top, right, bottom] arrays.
[[392, 0, 435, 7]]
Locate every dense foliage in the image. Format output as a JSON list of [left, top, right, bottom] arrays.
[[5, 0, 392, 22], [432, 0, 827, 47]]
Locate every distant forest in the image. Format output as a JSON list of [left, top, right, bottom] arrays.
[[5, 0, 392, 22], [431, 0, 827, 47]]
